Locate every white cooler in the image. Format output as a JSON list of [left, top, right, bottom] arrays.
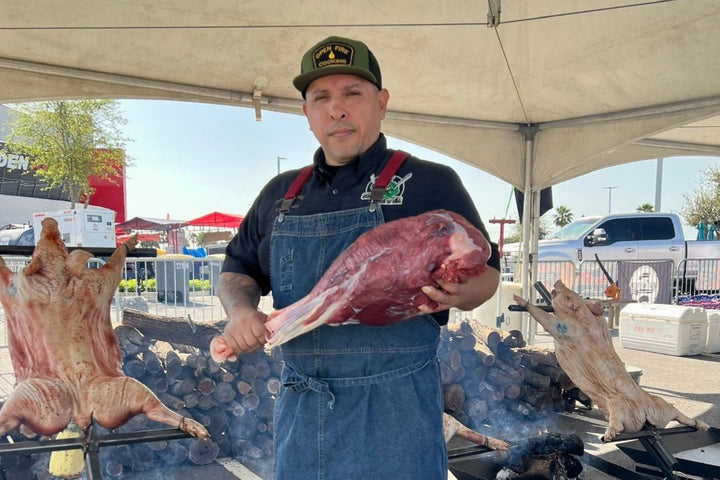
[[706, 311, 720, 353], [619, 303, 708, 356], [471, 281, 524, 332]]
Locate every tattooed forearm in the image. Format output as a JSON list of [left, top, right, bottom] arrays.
[[216, 272, 262, 312]]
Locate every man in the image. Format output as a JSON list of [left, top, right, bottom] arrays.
[[216, 36, 501, 479]]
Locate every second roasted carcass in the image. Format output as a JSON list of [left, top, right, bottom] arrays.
[[514, 280, 709, 441], [211, 209, 492, 360], [0, 218, 208, 439]]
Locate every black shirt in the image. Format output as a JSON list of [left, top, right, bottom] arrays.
[[223, 134, 501, 325]]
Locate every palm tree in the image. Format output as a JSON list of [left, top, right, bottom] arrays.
[[636, 203, 655, 213], [553, 205, 574, 228]]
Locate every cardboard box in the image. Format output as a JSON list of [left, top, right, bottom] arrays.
[[619, 303, 707, 356]]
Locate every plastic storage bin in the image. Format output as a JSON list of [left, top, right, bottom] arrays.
[[155, 254, 193, 304], [706, 311, 720, 353], [206, 254, 225, 296], [619, 303, 708, 356]]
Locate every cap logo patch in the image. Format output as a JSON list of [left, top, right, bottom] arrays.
[[313, 42, 354, 69]]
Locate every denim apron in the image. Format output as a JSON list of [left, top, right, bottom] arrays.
[[270, 206, 447, 480]]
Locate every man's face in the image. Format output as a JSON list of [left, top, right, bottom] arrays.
[[303, 74, 389, 166]]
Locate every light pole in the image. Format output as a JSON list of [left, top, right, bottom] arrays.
[[602, 186, 618, 214], [277, 156, 287, 176]]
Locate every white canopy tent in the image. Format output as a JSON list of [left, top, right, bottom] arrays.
[[2, 1, 720, 330]]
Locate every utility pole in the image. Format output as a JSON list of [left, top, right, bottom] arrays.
[[489, 218, 517, 329], [489, 218, 516, 257], [277, 156, 287, 176], [655, 158, 663, 212], [602, 186, 618, 214]]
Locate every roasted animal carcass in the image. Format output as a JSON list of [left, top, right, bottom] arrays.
[[514, 280, 709, 441], [211, 209, 491, 360], [0, 218, 208, 439]]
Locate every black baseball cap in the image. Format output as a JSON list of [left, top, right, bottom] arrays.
[[293, 36, 382, 98]]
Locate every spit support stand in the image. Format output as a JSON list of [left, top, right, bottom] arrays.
[[507, 280, 555, 312], [0, 426, 191, 480], [609, 425, 700, 480]]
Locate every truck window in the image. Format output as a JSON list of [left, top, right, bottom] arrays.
[[639, 217, 675, 240], [597, 218, 636, 244]]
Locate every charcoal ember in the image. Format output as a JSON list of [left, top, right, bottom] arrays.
[[496, 453, 583, 480], [500, 432, 584, 479], [505, 432, 583, 469]]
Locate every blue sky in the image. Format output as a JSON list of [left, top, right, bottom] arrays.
[[120, 99, 719, 242]]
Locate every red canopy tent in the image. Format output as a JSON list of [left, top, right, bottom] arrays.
[[184, 211, 244, 229], [115, 216, 186, 233], [116, 232, 161, 245], [114, 216, 187, 251]]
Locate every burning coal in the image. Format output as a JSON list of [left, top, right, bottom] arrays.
[[497, 432, 584, 480]]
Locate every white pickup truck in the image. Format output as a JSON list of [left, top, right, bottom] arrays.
[[503, 212, 720, 293]]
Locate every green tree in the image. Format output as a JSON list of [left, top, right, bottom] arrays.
[[2, 100, 129, 208], [636, 203, 655, 213], [682, 166, 720, 227], [503, 218, 550, 244], [553, 205, 574, 228], [187, 230, 207, 247]]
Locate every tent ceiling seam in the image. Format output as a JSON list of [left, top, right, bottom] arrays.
[[539, 96, 720, 130], [0, 56, 252, 104], [633, 138, 720, 153]]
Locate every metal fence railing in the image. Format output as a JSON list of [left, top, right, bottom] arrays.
[[502, 255, 720, 308], [674, 258, 720, 309], [503, 257, 684, 302]]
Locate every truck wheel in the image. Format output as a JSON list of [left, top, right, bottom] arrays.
[[157, 291, 166, 303]]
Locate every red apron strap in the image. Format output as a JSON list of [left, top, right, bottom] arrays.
[[369, 150, 410, 211], [374, 150, 409, 190], [278, 166, 314, 219], [279, 150, 410, 219], [284, 166, 314, 200]]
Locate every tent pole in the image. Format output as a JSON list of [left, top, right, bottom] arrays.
[[520, 128, 535, 343], [529, 188, 541, 345]]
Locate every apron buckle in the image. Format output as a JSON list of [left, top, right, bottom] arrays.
[[278, 197, 295, 223], [368, 186, 385, 212]]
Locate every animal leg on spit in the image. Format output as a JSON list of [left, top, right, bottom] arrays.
[[87, 377, 209, 438], [0, 379, 73, 436]]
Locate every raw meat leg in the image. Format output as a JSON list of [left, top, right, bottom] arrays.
[[212, 209, 491, 359]]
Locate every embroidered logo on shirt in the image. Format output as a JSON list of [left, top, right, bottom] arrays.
[[360, 172, 412, 205]]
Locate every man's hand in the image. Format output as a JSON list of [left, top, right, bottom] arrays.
[[418, 267, 499, 313], [211, 307, 268, 362], [211, 272, 268, 362]]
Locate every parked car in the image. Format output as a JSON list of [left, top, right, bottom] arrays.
[[0, 226, 34, 246], [503, 212, 720, 293]]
